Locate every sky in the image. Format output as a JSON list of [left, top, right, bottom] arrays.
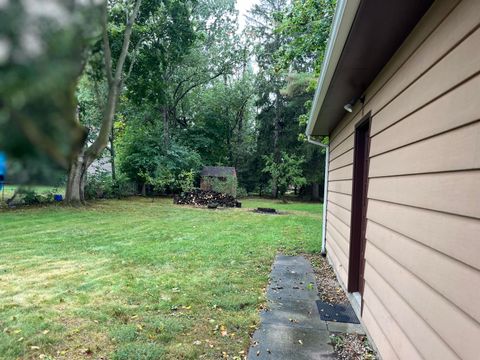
[[236, 0, 258, 30]]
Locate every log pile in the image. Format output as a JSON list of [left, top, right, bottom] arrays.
[[174, 189, 241, 208]]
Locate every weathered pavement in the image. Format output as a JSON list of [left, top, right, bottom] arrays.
[[247, 255, 363, 360]]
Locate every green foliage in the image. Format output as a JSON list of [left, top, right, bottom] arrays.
[[139, 169, 175, 194], [203, 175, 238, 197], [236, 187, 248, 199], [275, 0, 336, 73], [176, 170, 196, 193], [263, 152, 306, 196], [85, 171, 134, 200], [117, 114, 201, 180], [15, 188, 56, 205]]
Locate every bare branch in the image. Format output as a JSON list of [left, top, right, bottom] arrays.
[[102, 4, 113, 86], [173, 71, 225, 110], [124, 39, 143, 81], [114, 0, 142, 86], [86, 0, 142, 164]]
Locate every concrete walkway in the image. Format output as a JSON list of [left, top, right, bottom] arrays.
[[247, 255, 364, 359]]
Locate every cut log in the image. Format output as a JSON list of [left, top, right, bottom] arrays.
[[174, 189, 238, 208]]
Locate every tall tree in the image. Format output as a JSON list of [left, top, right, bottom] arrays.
[[66, 0, 142, 204], [247, 0, 289, 197], [274, 0, 335, 199], [126, 0, 239, 149]]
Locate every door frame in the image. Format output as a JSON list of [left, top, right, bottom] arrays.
[[347, 113, 371, 299]]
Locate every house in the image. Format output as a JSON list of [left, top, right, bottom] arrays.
[[200, 166, 237, 195], [306, 0, 480, 359]]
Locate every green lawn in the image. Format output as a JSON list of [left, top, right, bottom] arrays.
[[0, 198, 322, 359]]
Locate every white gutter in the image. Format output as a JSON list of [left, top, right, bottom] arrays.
[[306, 0, 360, 137], [307, 135, 329, 256]]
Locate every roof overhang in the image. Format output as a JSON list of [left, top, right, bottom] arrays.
[[306, 0, 434, 137]]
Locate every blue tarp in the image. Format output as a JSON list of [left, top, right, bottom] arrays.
[[0, 152, 6, 190]]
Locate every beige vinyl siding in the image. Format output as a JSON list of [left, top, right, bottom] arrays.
[[329, 165, 353, 181], [328, 180, 352, 196], [324, 1, 480, 359], [369, 120, 480, 176], [329, 133, 354, 160], [361, 304, 400, 360]]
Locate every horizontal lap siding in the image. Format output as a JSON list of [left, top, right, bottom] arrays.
[[324, 1, 480, 359], [328, 180, 352, 195], [361, 304, 400, 360]]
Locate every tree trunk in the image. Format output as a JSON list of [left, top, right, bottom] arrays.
[[110, 124, 116, 181], [312, 182, 320, 201], [64, 0, 142, 204], [65, 148, 88, 205], [271, 91, 281, 199], [163, 106, 169, 149]]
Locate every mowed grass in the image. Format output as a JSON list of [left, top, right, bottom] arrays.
[[0, 197, 322, 359]]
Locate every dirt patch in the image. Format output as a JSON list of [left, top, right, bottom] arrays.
[[330, 333, 377, 360], [302, 253, 348, 304]]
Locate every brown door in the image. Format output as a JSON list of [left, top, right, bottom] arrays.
[[348, 115, 371, 298]]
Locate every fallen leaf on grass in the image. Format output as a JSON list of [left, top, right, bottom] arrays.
[[220, 325, 228, 337], [80, 348, 92, 355]]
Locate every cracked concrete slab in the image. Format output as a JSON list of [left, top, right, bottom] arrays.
[[248, 324, 335, 360], [248, 255, 336, 360]]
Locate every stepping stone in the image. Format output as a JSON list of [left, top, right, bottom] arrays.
[[248, 324, 335, 360], [260, 299, 326, 330], [248, 255, 335, 359]]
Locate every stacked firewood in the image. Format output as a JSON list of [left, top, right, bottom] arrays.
[[174, 189, 241, 208]]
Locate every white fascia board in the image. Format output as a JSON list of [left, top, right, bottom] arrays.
[[306, 0, 361, 137]]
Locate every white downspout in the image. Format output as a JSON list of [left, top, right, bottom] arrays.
[[307, 135, 329, 256]]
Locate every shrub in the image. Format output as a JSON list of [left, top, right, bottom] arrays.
[[236, 187, 248, 198], [7, 187, 57, 206], [85, 171, 135, 200], [176, 170, 196, 193], [203, 175, 238, 197]]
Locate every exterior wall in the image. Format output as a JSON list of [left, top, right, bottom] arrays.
[[325, 0, 480, 359]]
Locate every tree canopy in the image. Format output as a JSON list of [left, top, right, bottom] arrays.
[[2, 0, 335, 201]]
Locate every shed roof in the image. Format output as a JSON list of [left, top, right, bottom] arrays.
[[200, 166, 236, 177], [306, 0, 433, 136]]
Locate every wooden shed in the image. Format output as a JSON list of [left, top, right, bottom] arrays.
[[306, 0, 480, 359], [200, 166, 237, 195]]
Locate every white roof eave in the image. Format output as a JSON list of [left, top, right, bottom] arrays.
[[306, 0, 361, 137]]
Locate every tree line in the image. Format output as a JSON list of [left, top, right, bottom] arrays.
[[1, 0, 335, 204]]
